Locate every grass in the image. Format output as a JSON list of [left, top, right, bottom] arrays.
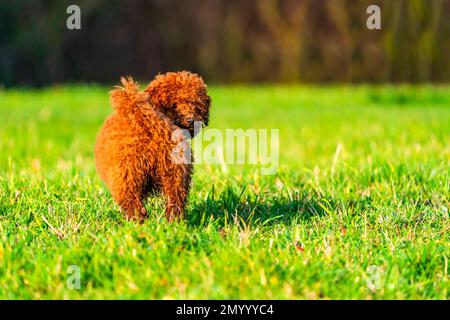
[[0, 84, 449, 299]]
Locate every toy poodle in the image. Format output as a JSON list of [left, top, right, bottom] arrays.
[[94, 71, 211, 222]]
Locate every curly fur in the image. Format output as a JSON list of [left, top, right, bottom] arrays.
[[94, 71, 211, 222]]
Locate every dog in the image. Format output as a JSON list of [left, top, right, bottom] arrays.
[[94, 71, 211, 222]]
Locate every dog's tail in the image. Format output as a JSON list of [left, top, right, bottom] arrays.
[[109, 77, 145, 115]]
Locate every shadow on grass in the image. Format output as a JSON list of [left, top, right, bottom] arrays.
[[186, 186, 339, 227]]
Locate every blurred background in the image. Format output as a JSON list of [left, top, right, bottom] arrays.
[[0, 0, 449, 87]]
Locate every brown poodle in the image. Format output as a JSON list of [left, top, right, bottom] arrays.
[[94, 71, 211, 222]]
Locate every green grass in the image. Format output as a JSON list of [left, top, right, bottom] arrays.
[[0, 84, 449, 299]]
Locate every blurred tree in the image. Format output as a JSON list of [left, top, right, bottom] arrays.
[[0, 0, 448, 86]]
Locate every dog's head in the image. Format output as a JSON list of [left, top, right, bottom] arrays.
[[145, 71, 211, 137]]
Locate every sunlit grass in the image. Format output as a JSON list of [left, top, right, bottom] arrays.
[[0, 84, 449, 299]]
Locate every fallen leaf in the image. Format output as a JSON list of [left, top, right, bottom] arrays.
[[295, 242, 305, 252]]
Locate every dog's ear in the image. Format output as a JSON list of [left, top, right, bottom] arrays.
[[110, 77, 146, 115], [144, 75, 171, 112], [194, 89, 212, 125]]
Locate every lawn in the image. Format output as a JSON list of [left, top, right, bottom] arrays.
[[0, 84, 449, 299]]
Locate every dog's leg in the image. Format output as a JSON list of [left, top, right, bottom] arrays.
[[109, 169, 148, 223], [160, 164, 192, 222], [118, 196, 148, 223]]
